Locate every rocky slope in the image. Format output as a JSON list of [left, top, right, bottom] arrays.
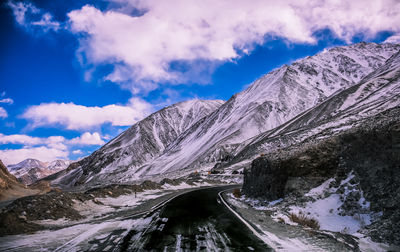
[[243, 106, 400, 246], [130, 42, 400, 178], [230, 48, 400, 167], [53, 99, 223, 187], [241, 50, 400, 246], [8, 159, 70, 185], [0, 160, 39, 201]]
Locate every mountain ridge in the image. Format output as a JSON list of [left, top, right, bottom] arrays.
[[52, 42, 400, 188]]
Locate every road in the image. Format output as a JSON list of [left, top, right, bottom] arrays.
[[120, 185, 272, 251]]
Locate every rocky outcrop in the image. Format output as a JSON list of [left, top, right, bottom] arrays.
[[243, 107, 400, 245]]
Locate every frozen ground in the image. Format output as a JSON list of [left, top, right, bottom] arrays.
[[224, 173, 400, 252], [0, 181, 221, 252]]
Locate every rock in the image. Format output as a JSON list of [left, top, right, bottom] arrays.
[[243, 109, 400, 245], [243, 157, 288, 200]]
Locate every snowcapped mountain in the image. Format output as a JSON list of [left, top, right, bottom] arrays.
[[135, 42, 400, 177], [231, 48, 400, 165], [8, 159, 70, 185], [47, 160, 71, 171], [53, 99, 224, 187], [53, 42, 400, 187], [8, 159, 46, 173]]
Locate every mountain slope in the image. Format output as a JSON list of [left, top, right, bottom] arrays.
[[54, 99, 224, 187], [135, 42, 400, 178], [231, 48, 400, 165], [240, 51, 400, 246], [0, 160, 39, 201]]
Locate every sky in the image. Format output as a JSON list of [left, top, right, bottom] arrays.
[[1, 0, 400, 165]]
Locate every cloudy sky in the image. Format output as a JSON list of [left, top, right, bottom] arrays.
[[1, 0, 399, 165]]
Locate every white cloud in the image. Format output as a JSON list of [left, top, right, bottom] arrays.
[[68, 132, 105, 145], [67, 0, 400, 93], [0, 107, 7, 118], [0, 147, 68, 166], [8, 1, 60, 32], [0, 132, 106, 165], [31, 13, 60, 31], [384, 34, 400, 44], [7, 1, 39, 26], [21, 97, 153, 130], [0, 133, 43, 145], [0, 98, 14, 105], [72, 149, 83, 155], [0, 132, 105, 147]]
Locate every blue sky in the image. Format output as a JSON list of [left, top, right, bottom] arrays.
[[1, 0, 399, 165]]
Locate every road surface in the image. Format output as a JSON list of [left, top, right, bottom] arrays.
[[120, 185, 272, 251]]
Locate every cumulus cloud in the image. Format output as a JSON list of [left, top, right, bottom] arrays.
[[68, 132, 105, 145], [384, 34, 400, 44], [0, 134, 68, 151], [0, 107, 7, 118], [0, 132, 105, 147], [0, 132, 106, 164], [8, 1, 60, 32], [21, 97, 153, 130], [0, 147, 68, 166], [0, 133, 42, 145], [67, 0, 400, 93]]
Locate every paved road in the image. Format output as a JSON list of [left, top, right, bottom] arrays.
[[121, 185, 272, 251]]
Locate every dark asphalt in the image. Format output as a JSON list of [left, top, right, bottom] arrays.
[[121, 185, 272, 251]]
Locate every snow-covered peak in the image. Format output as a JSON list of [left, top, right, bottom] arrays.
[[7, 158, 70, 185], [8, 158, 46, 172], [47, 160, 71, 171], [103, 99, 224, 152], [53, 99, 224, 187]]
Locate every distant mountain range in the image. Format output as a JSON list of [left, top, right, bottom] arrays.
[[7, 159, 70, 185], [47, 42, 400, 189]]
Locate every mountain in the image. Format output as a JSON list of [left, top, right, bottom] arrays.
[[241, 50, 400, 246], [136, 43, 400, 177], [0, 160, 38, 201], [8, 159, 70, 185], [231, 48, 400, 166], [52, 99, 224, 187], [52, 42, 400, 187]]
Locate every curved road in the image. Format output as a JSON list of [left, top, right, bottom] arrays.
[[121, 185, 272, 251]]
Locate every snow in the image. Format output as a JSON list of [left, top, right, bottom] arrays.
[[219, 190, 320, 251], [290, 194, 368, 233], [72, 190, 168, 220], [0, 216, 153, 252], [305, 178, 335, 197], [280, 173, 373, 235], [353, 233, 396, 252]]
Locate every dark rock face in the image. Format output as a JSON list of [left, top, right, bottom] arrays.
[[243, 108, 400, 245], [243, 158, 287, 200], [340, 121, 400, 245], [243, 138, 339, 200]]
